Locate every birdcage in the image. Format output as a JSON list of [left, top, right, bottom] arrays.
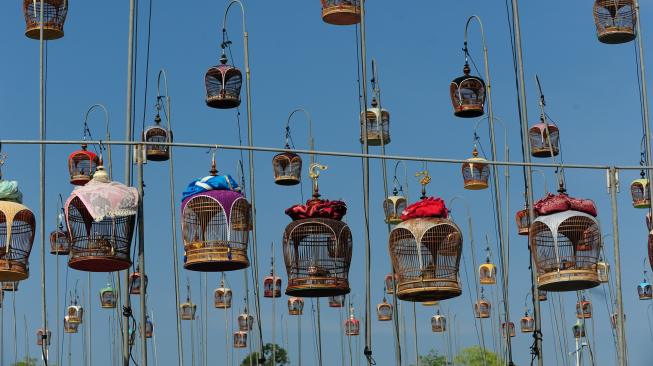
[[143, 316, 154, 339], [630, 177, 650, 208], [516, 207, 537, 236], [63, 316, 78, 334], [594, 0, 636, 44], [238, 310, 254, 331], [233, 331, 248, 348], [264, 275, 282, 298], [611, 312, 626, 329], [283, 217, 353, 297], [329, 295, 345, 308], [129, 270, 148, 295], [68, 144, 99, 186], [288, 297, 304, 316], [450, 63, 486, 118], [431, 312, 447, 333], [214, 286, 233, 309], [66, 165, 137, 272], [572, 320, 586, 338], [205, 54, 242, 109], [479, 262, 497, 285], [36, 328, 51, 346], [320, 0, 361, 25], [22, 0, 68, 40], [638, 279, 652, 300], [520, 312, 534, 333], [360, 100, 390, 146], [376, 298, 393, 321], [2, 282, 18, 292], [474, 298, 491, 319], [143, 115, 172, 162], [344, 307, 360, 336], [100, 284, 117, 309], [462, 147, 489, 190], [50, 228, 70, 255], [501, 322, 516, 338], [530, 210, 602, 291], [180, 300, 197, 320], [389, 217, 463, 302], [649, 232, 653, 272], [272, 152, 302, 186], [66, 301, 84, 324], [596, 261, 610, 283], [576, 298, 592, 319], [384, 191, 407, 225], [182, 189, 251, 272], [384, 273, 397, 294], [529, 122, 559, 158], [0, 201, 35, 282]]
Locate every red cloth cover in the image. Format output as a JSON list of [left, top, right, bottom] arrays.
[[533, 193, 597, 217], [285, 199, 347, 221], [400, 197, 449, 221]]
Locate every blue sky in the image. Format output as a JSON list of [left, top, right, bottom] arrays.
[[1, 0, 652, 365]]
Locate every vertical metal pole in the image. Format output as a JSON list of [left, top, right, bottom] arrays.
[[298, 315, 302, 366], [411, 303, 419, 366], [88, 272, 92, 366], [136, 144, 148, 366], [316, 299, 323, 366], [1, 288, 3, 366], [608, 167, 627, 366], [510, 1, 543, 365], [271, 247, 277, 364], [55, 248, 60, 366], [38, 2, 48, 365]]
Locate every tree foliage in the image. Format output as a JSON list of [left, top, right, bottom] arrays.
[[453, 346, 504, 366], [12, 358, 38, 366], [240, 343, 289, 366], [412, 349, 447, 366]]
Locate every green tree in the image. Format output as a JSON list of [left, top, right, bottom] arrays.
[[453, 346, 503, 366], [240, 343, 289, 366], [413, 349, 447, 366], [12, 357, 38, 366]]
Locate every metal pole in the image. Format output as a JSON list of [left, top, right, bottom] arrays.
[[608, 167, 627, 365], [136, 142, 148, 366], [510, 1, 543, 364], [88, 272, 92, 366], [38, 2, 48, 364], [1, 288, 3, 366], [298, 315, 301, 366], [316, 299, 323, 366]]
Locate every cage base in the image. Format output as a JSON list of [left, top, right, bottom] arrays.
[[68, 256, 131, 272], [50, 248, 70, 255], [378, 316, 392, 321], [285, 283, 350, 298], [454, 105, 484, 118], [464, 180, 489, 190], [633, 200, 651, 209], [537, 270, 600, 292], [184, 248, 249, 272], [206, 96, 241, 109], [479, 278, 496, 285], [397, 283, 462, 302], [531, 147, 559, 158], [322, 5, 361, 25], [598, 28, 635, 44], [0, 267, 28, 282], [70, 175, 92, 186], [146, 150, 170, 162], [274, 176, 301, 186], [360, 135, 391, 146], [25, 27, 64, 41]]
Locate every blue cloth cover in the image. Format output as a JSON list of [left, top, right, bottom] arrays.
[[181, 174, 239, 201]]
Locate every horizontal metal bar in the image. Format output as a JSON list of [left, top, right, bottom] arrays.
[[0, 139, 644, 170]]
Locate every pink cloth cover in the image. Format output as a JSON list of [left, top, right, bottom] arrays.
[[65, 180, 139, 222]]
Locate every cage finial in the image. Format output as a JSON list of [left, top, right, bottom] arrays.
[[416, 171, 431, 199], [309, 163, 328, 199]]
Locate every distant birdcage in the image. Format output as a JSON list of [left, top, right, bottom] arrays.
[[238, 309, 254, 331], [36, 328, 51, 346], [214, 285, 233, 309], [431, 311, 447, 333], [66, 299, 84, 324], [596, 261, 610, 283], [129, 270, 148, 295], [22, 0, 68, 40], [376, 297, 393, 322], [143, 114, 172, 162], [320, 0, 361, 26], [205, 53, 242, 109], [264, 274, 282, 298], [2, 282, 19, 292], [572, 320, 586, 339], [576, 298, 592, 319], [142, 316, 154, 339], [630, 175, 650, 208], [360, 98, 390, 146], [233, 331, 248, 348], [474, 298, 491, 319], [384, 273, 397, 295], [520, 312, 534, 333], [501, 322, 516, 338], [344, 306, 360, 336], [288, 297, 304, 316], [100, 284, 117, 309], [329, 295, 345, 308], [638, 278, 652, 300], [272, 152, 302, 186], [180, 293, 197, 321], [529, 121, 559, 158], [63, 316, 79, 334], [593, 0, 636, 44], [515, 207, 537, 236], [462, 147, 489, 190], [450, 63, 485, 118], [479, 262, 497, 285], [538, 290, 548, 302], [68, 144, 99, 186], [50, 228, 70, 255]]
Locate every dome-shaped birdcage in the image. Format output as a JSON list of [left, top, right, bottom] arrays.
[[272, 152, 302, 186], [36, 328, 51, 346], [205, 54, 242, 109], [596, 260, 610, 283], [572, 320, 586, 339], [474, 298, 491, 319], [576, 298, 592, 319], [23, 0, 68, 40], [264, 274, 282, 298], [479, 262, 497, 285], [233, 331, 248, 348], [376, 297, 393, 322], [630, 176, 650, 208], [530, 210, 602, 292], [450, 63, 486, 118], [638, 278, 652, 300], [520, 312, 534, 333], [180, 300, 197, 321], [344, 306, 360, 336], [238, 309, 254, 331], [2, 282, 19, 292], [99, 284, 117, 309], [68, 144, 100, 186], [66, 300, 84, 324], [66, 165, 137, 272], [538, 290, 548, 302], [214, 285, 233, 309], [431, 311, 447, 333], [143, 114, 172, 162], [329, 295, 345, 308], [501, 322, 516, 338], [129, 270, 148, 295], [462, 147, 490, 190], [594, 0, 636, 44], [516, 207, 537, 236], [288, 297, 304, 316], [50, 217, 71, 255], [142, 316, 154, 339], [384, 273, 397, 295], [0, 201, 36, 282], [360, 100, 390, 146], [320, 0, 361, 25], [384, 192, 407, 226], [182, 188, 251, 272], [63, 316, 79, 334], [389, 217, 463, 302], [529, 121, 560, 158]]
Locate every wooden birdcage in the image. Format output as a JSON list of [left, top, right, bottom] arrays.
[[344, 307, 360, 336], [516, 207, 537, 236], [520, 312, 534, 333], [384, 273, 397, 294], [450, 64, 486, 118], [389, 217, 463, 302], [22, 0, 68, 40], [530, 210, 602, 291], [63, 316, 79, 334], [272, 152, 302, 186], [181, 189, 251, 272], [594, 0, 636, 44], [283, 218, 353, 297], [36, 328, 51, 346], [320, 0, 361, 25], [630, 176, 650, 208], [99, 284, 117, 309], [68, 144, 99, 186], [501, 322, 516, 338], [214, 286, 233, 309], [462, 147, 489, 190], [66, 300, 84, 324], [180, 300, 197, 320], [2, 282, 18, 292], [360, 100, 390, 146], [529, 122, 559, 158], [479, 262, 497, 285], [288, 297, 304, 316], [238, 310, 254, 331], [0, 201, 35, 282], [129, 271, 148, 295], [610, 312, 626, 329], [143, 114, 172, 162], [264, 275, 282, 298], [474, 298, 491, 319], [329, 295, 345, 308], [596, 261, 610, 283], [66, 165, 137, 272], [205, 54, 242, 109], [538, 290, 548, 302], [638, 279, 652, 300], [431, 311, 446, 333], [572, 320, 585, 338], [376, 297, 393, 321], [143, 316, 154, 339], [384, 191, 407, 225], [576, 298, 592, 319], [50, 228, 70, 255], [233, 331, 248, 348]]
